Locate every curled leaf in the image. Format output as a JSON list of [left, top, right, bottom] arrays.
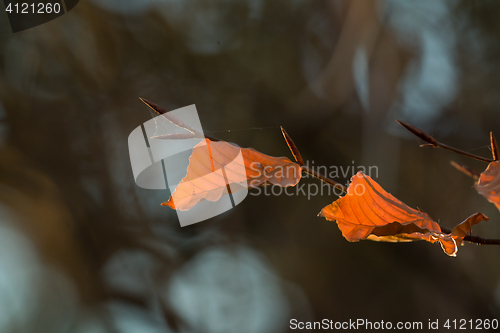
[[163, 139, 301, 210], [318, 172, 488, 256], [475, 161, 500, 212]]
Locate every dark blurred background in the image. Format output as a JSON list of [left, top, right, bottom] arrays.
[[1, 0, 500, 332]]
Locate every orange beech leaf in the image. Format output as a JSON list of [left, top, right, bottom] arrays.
[[318, 172, 488, 256], [163, 138, 301, 210], [475, 161, 500, 212]]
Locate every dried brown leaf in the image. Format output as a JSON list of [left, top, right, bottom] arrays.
[[163, 139, 301, 210], [319, 172, 488, 256], [475, 161, 500, 212]]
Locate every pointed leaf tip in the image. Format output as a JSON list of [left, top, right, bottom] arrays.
[[139, 97, 168, 115], [161, 199, 176, 209], [490, 132, 499, 161], [450, 161, 480, 180], [280, 127, 304, 165]]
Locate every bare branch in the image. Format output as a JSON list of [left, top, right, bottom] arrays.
[[397, 120, 495, 163]]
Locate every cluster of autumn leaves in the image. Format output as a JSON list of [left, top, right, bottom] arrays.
[[141, 99, 500, 257]]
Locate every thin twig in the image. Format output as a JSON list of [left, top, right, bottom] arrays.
[[140, 98, 198, 134], [302, 165, 348, 194], [281, 127, 347, 193], [281, 127, 304, 165], [139, 98, 219, 141], [396, 120, 495, 163], [450, 161, 480, 180], [465, 234, 500, 245]]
